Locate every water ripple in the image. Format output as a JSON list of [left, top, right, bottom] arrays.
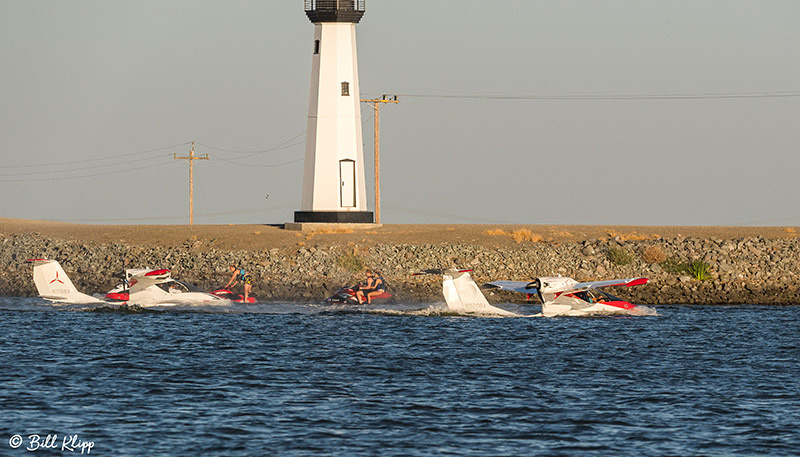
[[0, 303, 798, 456]]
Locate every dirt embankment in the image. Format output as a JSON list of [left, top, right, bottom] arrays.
[[2, 218, 796, 251]]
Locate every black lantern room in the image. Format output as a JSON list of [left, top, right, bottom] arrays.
[[305, 0, 365, 23]]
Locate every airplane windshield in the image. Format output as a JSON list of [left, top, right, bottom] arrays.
[[173, 279, 206, 293], [156, 280, 206, 294], [598, 289, 623, 302]]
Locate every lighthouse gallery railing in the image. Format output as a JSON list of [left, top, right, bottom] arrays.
[[305, 0, 365, 11]]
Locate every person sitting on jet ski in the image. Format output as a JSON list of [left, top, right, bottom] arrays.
[[356, 270, 386, 304], [225, 265, 253, 302], [367, 270, 387, 303], [355, 269, 376, 304]]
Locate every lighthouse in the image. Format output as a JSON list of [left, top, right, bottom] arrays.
[[295, 0, 373, 224]]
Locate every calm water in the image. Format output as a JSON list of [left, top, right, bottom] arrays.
[[1, 299, 798, 456]]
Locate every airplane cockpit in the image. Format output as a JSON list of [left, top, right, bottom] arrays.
[[155, 280, 205, 294]]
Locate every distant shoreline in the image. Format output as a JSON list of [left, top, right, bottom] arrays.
[[2, 218, 799, 304], [2, 217, 797, 250]]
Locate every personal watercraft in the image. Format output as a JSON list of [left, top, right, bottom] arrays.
[[323, 284, 392, 305], [210, 288, 257, 303]]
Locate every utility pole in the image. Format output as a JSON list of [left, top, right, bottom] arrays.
[[360, 94, 398, 224], [174, 142, 209, 225]]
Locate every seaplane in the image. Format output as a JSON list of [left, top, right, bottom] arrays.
[[413, 269, 651, 317], [483, 276, 650, 317], [27, 259, 229, 307]]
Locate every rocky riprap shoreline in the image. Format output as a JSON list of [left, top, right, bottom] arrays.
[[1, 232, 799, 305]]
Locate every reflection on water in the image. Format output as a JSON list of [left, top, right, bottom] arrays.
[[0, 297, 658, 317]]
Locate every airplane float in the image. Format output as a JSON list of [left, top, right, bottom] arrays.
[[27, 259, 230, 307]]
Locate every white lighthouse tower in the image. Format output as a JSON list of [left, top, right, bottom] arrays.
[[295, 0, 373, 224]]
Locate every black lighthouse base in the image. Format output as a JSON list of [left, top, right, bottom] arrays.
[[294, 211, 374, 224]]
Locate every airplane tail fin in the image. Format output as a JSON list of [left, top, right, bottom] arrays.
[[442, 269, 516, 316], [27, 259, 103, 304]]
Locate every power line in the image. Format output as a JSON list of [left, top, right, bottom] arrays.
[[0, 132, 309, 180], [205, 132, 307, 167], [54, 205, 297, 223], [215, 156, 305, 168], [0, 153, 174, 177], [0, 142, 190, 168], [375, 90, 800, 101], [201, 134, 306, 167], [0, 160, 179, 183], [197, 131, 305, 155]]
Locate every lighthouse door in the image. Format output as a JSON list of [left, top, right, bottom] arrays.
[[339, 159, 356, 208]]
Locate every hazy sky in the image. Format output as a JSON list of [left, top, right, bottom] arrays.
[[1, 0, 798, 225]]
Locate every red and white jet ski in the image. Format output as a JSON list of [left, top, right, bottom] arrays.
[[323, 285, 393, 305], [27, 259, 229, 307], [209, 288, 257, 303], [484, 276, 650, 317]]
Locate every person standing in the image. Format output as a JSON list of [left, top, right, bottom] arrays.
[[225, 265, 253, 302]]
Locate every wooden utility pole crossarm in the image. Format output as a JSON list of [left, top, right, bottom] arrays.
[[360, 95, 399, 224], [174, 142, 209, 225]]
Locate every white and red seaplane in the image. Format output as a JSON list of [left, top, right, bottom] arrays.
[[414, 269, 651, 317], [483, 276, 650, 317], [27, 259, 229, 307]]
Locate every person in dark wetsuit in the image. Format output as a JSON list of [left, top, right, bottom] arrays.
[[225, 265, 253, 302], [366, 270, 387, 304]]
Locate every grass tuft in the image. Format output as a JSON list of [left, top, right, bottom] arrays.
[[511, 229, 541, 243], [687, 260, 712, 281], [606, 246, 634, 265], [337, 251, 365, 272], [662, 257, 687, 274], [641, 246, 667, 264], [485, 228, 543, 243]]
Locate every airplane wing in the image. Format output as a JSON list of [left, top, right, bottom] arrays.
[[482, 281, 539, 295], [128, 269, 172, 293], [484, 277, 647, 294], [571, 277, 648, 291], [412, 269, 473, 276]]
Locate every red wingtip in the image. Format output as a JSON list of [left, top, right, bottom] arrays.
[[626, 277, 649, 287], [145, 269, 171, 276]]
